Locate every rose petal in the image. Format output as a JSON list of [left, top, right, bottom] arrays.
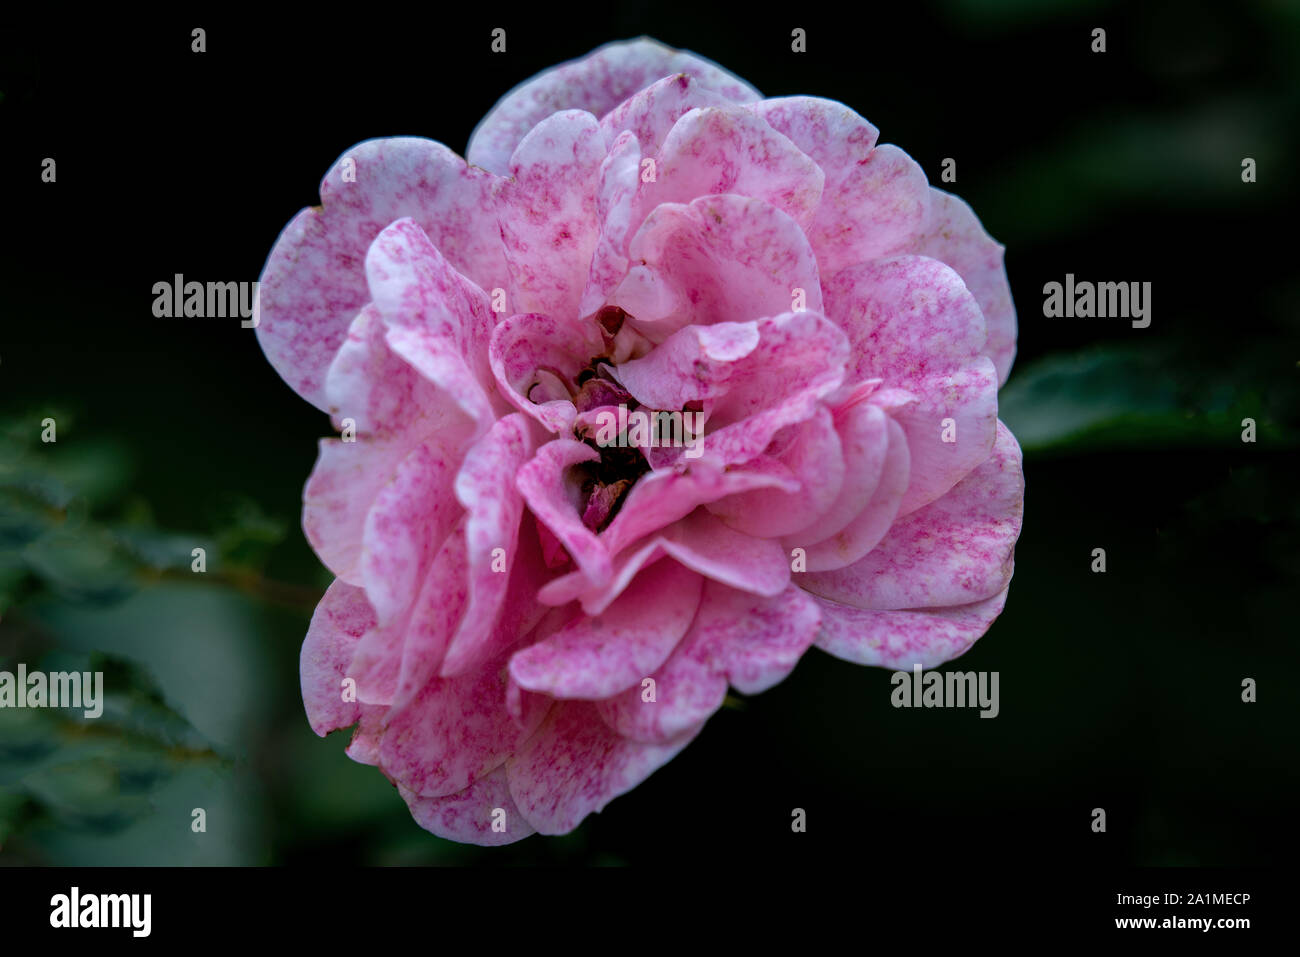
[[812, 584, 1012, 670], [597, 582, 820, 742], [801, 420, 1024, 609], [505, 700, 702, 835], [301, 578, 378, 736], [611, 195, 824, 341], [401, 765, 536, 846], [496, 110, 606, 322], [643, 106, 825, 229], [468, 38, 760, 175], [365, 218, 500, 432], [799, 413, 911, 572], [823, 256, 996, 514], [909, 188, 1017, 384], [257, 138, 504, 409], [509, 558, 703, 698]]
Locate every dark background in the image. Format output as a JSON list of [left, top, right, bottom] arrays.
[[1, 0, 1297, 866]]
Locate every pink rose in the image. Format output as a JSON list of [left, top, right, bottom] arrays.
[[257, 38, 1024, 844]]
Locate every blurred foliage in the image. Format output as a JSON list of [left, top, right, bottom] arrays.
[[0, 422, 286, 862], [999, 342, 1298, 453]]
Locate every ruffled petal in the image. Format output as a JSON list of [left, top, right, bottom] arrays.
[[801, 420, 1023, 609], [505, 700, 702, 835], [256, 138, 504, 410], [468, 37, 760, 175]]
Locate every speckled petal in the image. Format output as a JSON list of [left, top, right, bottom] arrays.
[[581, 130, 643, 315], [823, 256, 997, 515], [707, 406, 845, 538], [812, 584, 1011, 670], [468, 38, 761, 175], [515, 439, 611, 583], [256, 138, 504, 410], [496, 111, 606, 322], [597, 582, 820, 742], [380, 643, 549, 799], [805, 143, 932, 278], [301, 578, 378, 736], [600, 457, 800, 557], [402, 765, 536, 846], [909, 188, 1017, 384], [439, 414, 534, 676], [360, 436, 462, 627], [505, 700, 702, 835], [799, 413, 911, 572], [509, 558, 703, 698], [365, 218, 498, 431], [610, 196, 824, 341], [601, 72, 734, 161], [489, 312, 605, 432], [643, 106, 825, 228], [784, 400, 889, 548], [801, 421, 1023, 609]]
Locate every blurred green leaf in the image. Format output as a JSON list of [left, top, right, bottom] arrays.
[[999, 343, 1296, 453]]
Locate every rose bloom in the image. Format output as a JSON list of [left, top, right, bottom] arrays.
[[256, 38, 1024, 844]]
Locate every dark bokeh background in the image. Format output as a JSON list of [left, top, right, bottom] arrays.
[[1, 0, 1297, 865]]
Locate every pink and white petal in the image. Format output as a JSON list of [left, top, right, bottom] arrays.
[[613, 320, 760, 409], [545, 508, 791, 614], [783, 401, 889, 548], [301, 579, 376, 736], [889, 358, 998, 516], [823, 256, 988, 386], [800, 414, 911, 572], [360, 436, 463, 626], [506, 700, 703, 836], [600, 456, 800, 557], [580, 131, 642, 315], [347, 516, 466, 707], [365, 218, 498, 430], [516, 439, 611, 583], [701, 312, 847, 429], [379, 645, 547, 799], [597, 581, 820, 742], [468, 38, 761, 175], [439, 414, 534, 674], [823, 256, 997, 514], [496, 111, 605, 321], [401, 765, 535, 846], [509, 558, 703, 699], [655, 510, 790, 600], [256, 138, 504, 410], [750, 96, 879, 185], [807, 143, 932, 279], [489, 311, 605, 432], [323, 304, 471, 441], [392, 520, 471, 706], [302, 437, 409, 585], [344, 708, 386, 767], [910, 189, 1017, 384], [801, 420, 1023, 609], [611, 196, 824, 341], [600, 72, 735, 163], [646, 106, 825, 229], [442, 518, 552, 679], [707, 406, 844, 538], [812, 584, 1011, 670]]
